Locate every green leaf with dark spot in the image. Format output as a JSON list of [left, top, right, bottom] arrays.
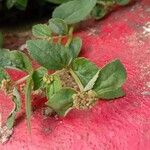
[[6, 87, 21, 129], [69, 37, 82, 59], [46, 88, 76, 116], [32, 24, 52, 38], [48, 18, 68, 35], [0, 49, 32, 73], [71, 57, 99, 87], [93, 59, 127, 99], [27, 40, 72, 70], [32, 67, 48, 90], [52, 0, 97, 24]]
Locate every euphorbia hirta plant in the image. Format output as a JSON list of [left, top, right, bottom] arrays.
[[0, 0, 131, 143]]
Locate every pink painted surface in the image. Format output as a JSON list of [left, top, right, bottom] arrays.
[[1, 0, 150, 149]]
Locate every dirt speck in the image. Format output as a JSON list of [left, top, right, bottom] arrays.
[[142, 22, 150, 37], [0, 126, 13, 144], [87, 27, 100, 36]]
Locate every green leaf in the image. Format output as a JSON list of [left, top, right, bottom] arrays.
[[6, 0, 27, 10], [25, 73, 33, 130], [6, 0, 17, 9], [71, 57, 99, 87], [93, 59, 127, 99], [15, 0, 28, 10], [32, 67, 48, 91], [48, 18, 68, 35], [69, 37, 82, 59], [32, 24, 52, 38], [0, 67, 9, 85], [115, 0, 130, 5], [0, 49, 32, 73], [46, 88, 76, 116], [91, 5, 107, 20], [52, 0, 97, 24], [6, 87, 21, 129], [98, 87, 125, 100], [0, 32, 3, 48], [46, 74, 62, 98], [84, 70, 100, 91], [27, 40, 72, 70]]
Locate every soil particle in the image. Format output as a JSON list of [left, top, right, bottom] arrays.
[[3, 31, 33, 50]]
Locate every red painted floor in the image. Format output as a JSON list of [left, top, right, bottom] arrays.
[[1, 0, 150, 149]]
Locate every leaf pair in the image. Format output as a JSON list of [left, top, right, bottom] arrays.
[[0, 48, 34, 130], [46, 58, 126, 116], [71, 58, 127, 100], [32, 18, 68, 39], [27, 37, 82, 70]]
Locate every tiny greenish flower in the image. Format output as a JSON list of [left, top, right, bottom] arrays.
[[43, 74, 53, 84], [73, 90, 98, 110]]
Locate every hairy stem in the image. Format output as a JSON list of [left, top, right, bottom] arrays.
[[65, 26, 74, 47]]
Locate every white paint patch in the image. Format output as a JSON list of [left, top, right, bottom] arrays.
[[0, 126, 13, 144], [143, 22, 150, 36], [141, 91, 150, 96]]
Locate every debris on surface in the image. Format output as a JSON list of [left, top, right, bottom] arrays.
[[56, 69, 79, 91], [143, 22, 150, 37], [0, 125, 13, 144]]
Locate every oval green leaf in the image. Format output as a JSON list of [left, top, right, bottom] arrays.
[[71, 57, 99, 87], [46, 88, 76, 116], [93, 59, 127, 99], [48, 18, 68, 35], [32, 67, 48, 91], [69, 37, 82, 59], [52, 0, 97, 24], [27, 40, 72, 70], [32, 24, 52, 38]]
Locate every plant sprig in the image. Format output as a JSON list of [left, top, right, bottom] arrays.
[[0, 0, 130, 143]]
